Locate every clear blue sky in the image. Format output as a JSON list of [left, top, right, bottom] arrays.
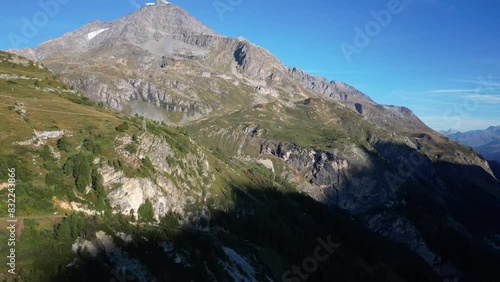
[[1, 0, 499, 131]]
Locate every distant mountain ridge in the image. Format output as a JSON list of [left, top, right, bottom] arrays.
[[443, 126, 500, 147], [442, 126, 500, 162]]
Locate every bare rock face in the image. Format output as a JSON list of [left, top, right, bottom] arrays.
[[233, 40, 285, 81], [260, 141, 391, 212], [72, 231, 151, 281], [101, 132, 216, 220], [288, 67, 373, 104], [129, 79, 212, 115], [287, 66, 433, 131], [100, 166, 184, 219], [365, 212, 462, 279]]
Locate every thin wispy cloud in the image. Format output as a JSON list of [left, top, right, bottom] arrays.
[[430, 89, 478, 94], [466, 94, 500, 104], [452, 78, 500, 88], [392, 89, 500, 96], [427, 90, 500, 97], [397, 97, 456, 106]]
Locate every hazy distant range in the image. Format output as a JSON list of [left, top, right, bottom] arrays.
[[441, 126, 500, 162]]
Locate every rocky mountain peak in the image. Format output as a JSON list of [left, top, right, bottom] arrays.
[[8, 2, 220, 61], [118, 2, 219, 37]]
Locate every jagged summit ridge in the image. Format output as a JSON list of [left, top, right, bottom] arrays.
[[9, 1, 432, 132], [120, 2, 219, 37], [10, 2, 219, 61]]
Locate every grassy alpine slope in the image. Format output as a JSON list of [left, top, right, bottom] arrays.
[[0, 51, 453, 281]]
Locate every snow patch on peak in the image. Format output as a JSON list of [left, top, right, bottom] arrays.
[[145, 0, 170, 5], [87, 28, 109, 40]]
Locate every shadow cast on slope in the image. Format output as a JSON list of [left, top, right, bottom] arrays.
[[488, 160, 500, 180], [58, 182, 442, 282], [369, 141, 500, 281]]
